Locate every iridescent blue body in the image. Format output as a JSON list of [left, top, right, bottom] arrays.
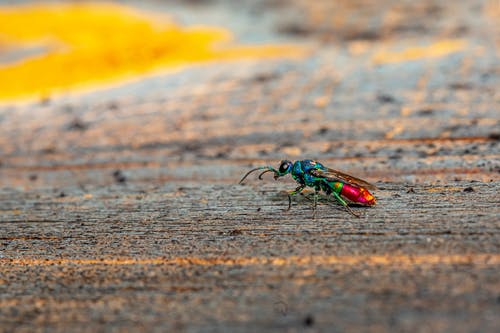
[[291, 160, 331, 192], [239, 159, 377, 217]]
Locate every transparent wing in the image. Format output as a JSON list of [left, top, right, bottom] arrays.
[[310, 167, 378, 190]]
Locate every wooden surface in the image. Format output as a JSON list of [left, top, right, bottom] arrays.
[[1, 0, 499, 332]]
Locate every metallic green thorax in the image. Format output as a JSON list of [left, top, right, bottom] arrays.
[[290, 160, 344, 195]]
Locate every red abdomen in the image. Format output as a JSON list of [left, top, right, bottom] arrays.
[[340, 184, 376, 206]]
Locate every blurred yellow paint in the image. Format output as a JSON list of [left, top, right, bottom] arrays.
[[373, 39, 467, 64], [0, 3, 305, 101]]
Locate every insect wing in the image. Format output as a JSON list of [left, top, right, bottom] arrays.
[[310, 168, 377, 190]]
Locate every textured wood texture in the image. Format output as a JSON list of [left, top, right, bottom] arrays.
[[1, 0, 499, 332]]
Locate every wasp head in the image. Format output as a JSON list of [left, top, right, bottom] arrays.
[[275, 160, 293, 179]]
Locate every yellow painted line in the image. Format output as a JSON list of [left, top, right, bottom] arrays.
[[372, 39, 467, 64], [3, 254, 499, 267], [0, 3, 306, 101]]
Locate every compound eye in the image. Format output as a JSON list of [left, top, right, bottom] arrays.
[[279, 160, 291, 173]]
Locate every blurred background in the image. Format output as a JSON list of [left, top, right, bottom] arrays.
[[1, 0, 498, 187], [0, 0, 304, 101]]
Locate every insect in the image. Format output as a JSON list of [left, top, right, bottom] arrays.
[[239, 159, 377, 217]]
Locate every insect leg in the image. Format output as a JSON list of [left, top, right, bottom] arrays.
[[287, 185, 306, 211], [312, 189, 319, 219], [331, 192, 360, 218]]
